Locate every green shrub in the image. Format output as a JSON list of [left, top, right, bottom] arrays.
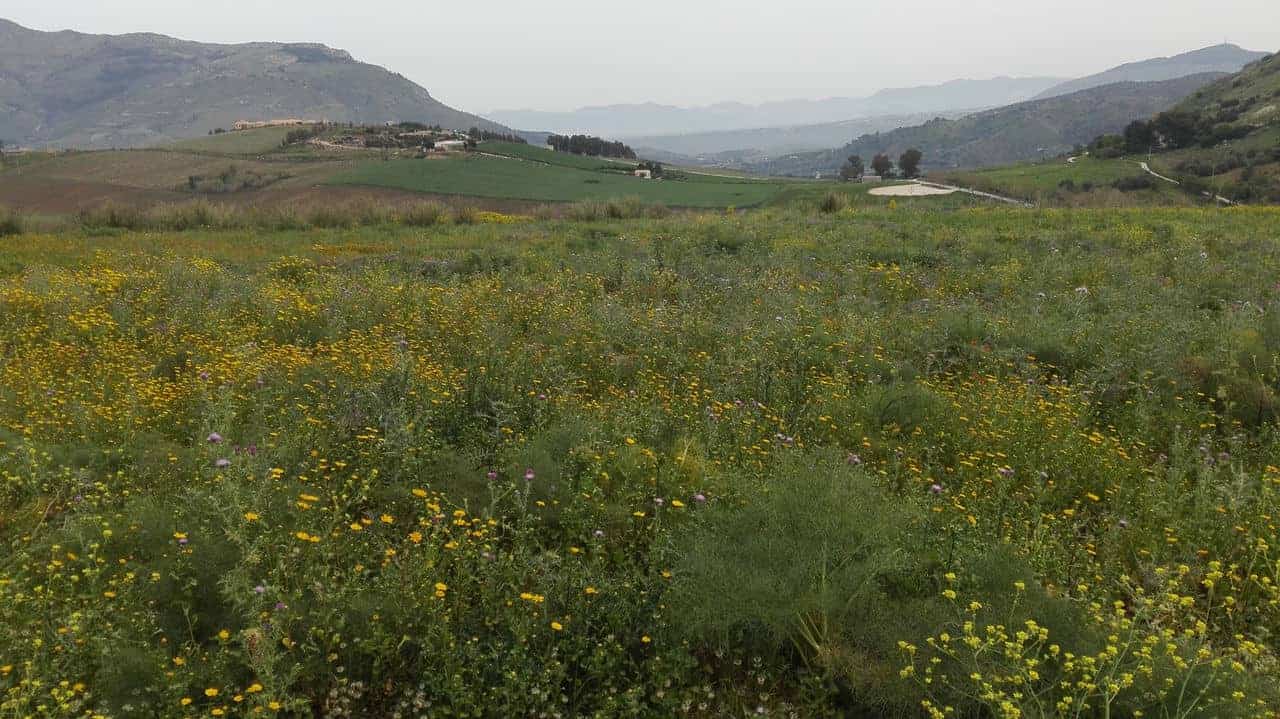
[[399, 201, 448, 227], [0, 205, 24, 236], [818, 191, 846, 213]]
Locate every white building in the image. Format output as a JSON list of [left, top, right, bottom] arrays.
[[634, 169, 652, 179]]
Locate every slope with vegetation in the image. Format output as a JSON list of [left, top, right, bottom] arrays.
[[0, 18, 507, 150], [1138, 51, 1280, 203], [745, 74, 1225, 176]]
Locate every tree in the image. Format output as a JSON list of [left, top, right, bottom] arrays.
[[898, 148, 923, 178], [839, 154, 865, 181], [1123, 120, 1154, 154], [871, 153, 894, 179]]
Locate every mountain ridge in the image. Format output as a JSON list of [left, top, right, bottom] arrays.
[[1033, 43, 1266, 100], [0, 18, 507, 149]]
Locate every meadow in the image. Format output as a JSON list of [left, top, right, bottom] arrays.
[[1, 201, 1279, 718]]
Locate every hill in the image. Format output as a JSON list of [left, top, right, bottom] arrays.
[[0, 18, 507, 150], [1034, 43, 1267, 100], [744, 73, 1224, 176], [1139, 51, 1280, 202], [488, 77, 1063, 137]]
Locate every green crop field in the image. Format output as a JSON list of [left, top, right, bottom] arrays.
[[328, 153, 788, 207], [2, 199, 1279, 718], [171, 127, 302, 155]]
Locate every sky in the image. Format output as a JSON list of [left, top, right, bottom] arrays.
[[5, 0, 1280, 114]]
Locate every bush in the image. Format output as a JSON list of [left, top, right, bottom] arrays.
[[0, 205, 24, 236], [1112, 174, 1157, 192], [399, 201, 448, 227], [818, 191, 846, 213]]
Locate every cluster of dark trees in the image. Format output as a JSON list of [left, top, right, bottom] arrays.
[[838, 148, 923, 181], [1093, 108, 1258, 159], [468, 127, 527, 144], [282, 125, 323, 146], [547, 134, 637, 159]]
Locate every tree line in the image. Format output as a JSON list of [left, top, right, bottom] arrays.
[[838, 148, 923, 180], [547, 134, 637, 159]]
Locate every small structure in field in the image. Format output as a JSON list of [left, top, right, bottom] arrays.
[[434, 140, 467, 153], [634, 169, 652, 179]]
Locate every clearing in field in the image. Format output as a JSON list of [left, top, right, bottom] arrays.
[[868, 182, 957, 196]]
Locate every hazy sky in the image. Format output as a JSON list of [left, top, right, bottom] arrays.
[[6, 1, 1280, 114]]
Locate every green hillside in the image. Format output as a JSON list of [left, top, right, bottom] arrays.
[[1141, 52, 1280, 202], [746, 74, 1224, 176]]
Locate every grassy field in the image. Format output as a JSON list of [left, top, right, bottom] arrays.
[[1, 202, 1279, 717], [938, 156, 1196, 206], [328, 153, 790, 207], [171, 127, 303, 155]]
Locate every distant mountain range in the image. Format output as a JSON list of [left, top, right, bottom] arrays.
[[0, 18, 507, 149], [1033, 44, 1267, 100], [490, 77, 1065, 138], [625, 112, 971, 159], [741, 73, 1227, 176]]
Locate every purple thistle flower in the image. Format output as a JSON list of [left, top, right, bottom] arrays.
[[593, 529, 605, 538], [274, 601, 287, 610], [486, 470, 498, 481], [177, 537, 189, 545], [214, 458, 231, 469], [198, 370, 210, 381], [929, 483, 944, 495], [253, 585, 266, 594], [693, 493, 707, 504], [207, 432, 223, 444], [524, 468, 535, 481], [997, 467, 1015, 479], [846, 453, 862, 465]]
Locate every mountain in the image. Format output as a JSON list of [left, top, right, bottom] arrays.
[[1034, 44, 1267, 100], [489, 77, 1064, 138], [743, 73, 1225, 176], [0, 18, 507, 149], [623, 112, 969, 159]]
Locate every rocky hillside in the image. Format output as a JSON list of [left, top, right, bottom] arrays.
[[0, 18, 507, 149]]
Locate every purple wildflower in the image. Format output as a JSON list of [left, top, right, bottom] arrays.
[[693, 493, 707, 504], [486, 470, 498, 481], [929, 483, 944, 495], [215, 458, 231, 469], [207, 431, 223, 444], [524, 468, 535, 481]]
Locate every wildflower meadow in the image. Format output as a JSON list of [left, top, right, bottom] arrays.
[[1, 203, 1279, 717]]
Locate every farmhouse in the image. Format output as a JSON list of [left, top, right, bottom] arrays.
[[634, 169, 652, 179], [434, 140, 467, 152]]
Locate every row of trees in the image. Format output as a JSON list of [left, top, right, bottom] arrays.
[[838, 148, 923, 181], [467, 127, 527, 144], [547, 134, 637, 159]]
